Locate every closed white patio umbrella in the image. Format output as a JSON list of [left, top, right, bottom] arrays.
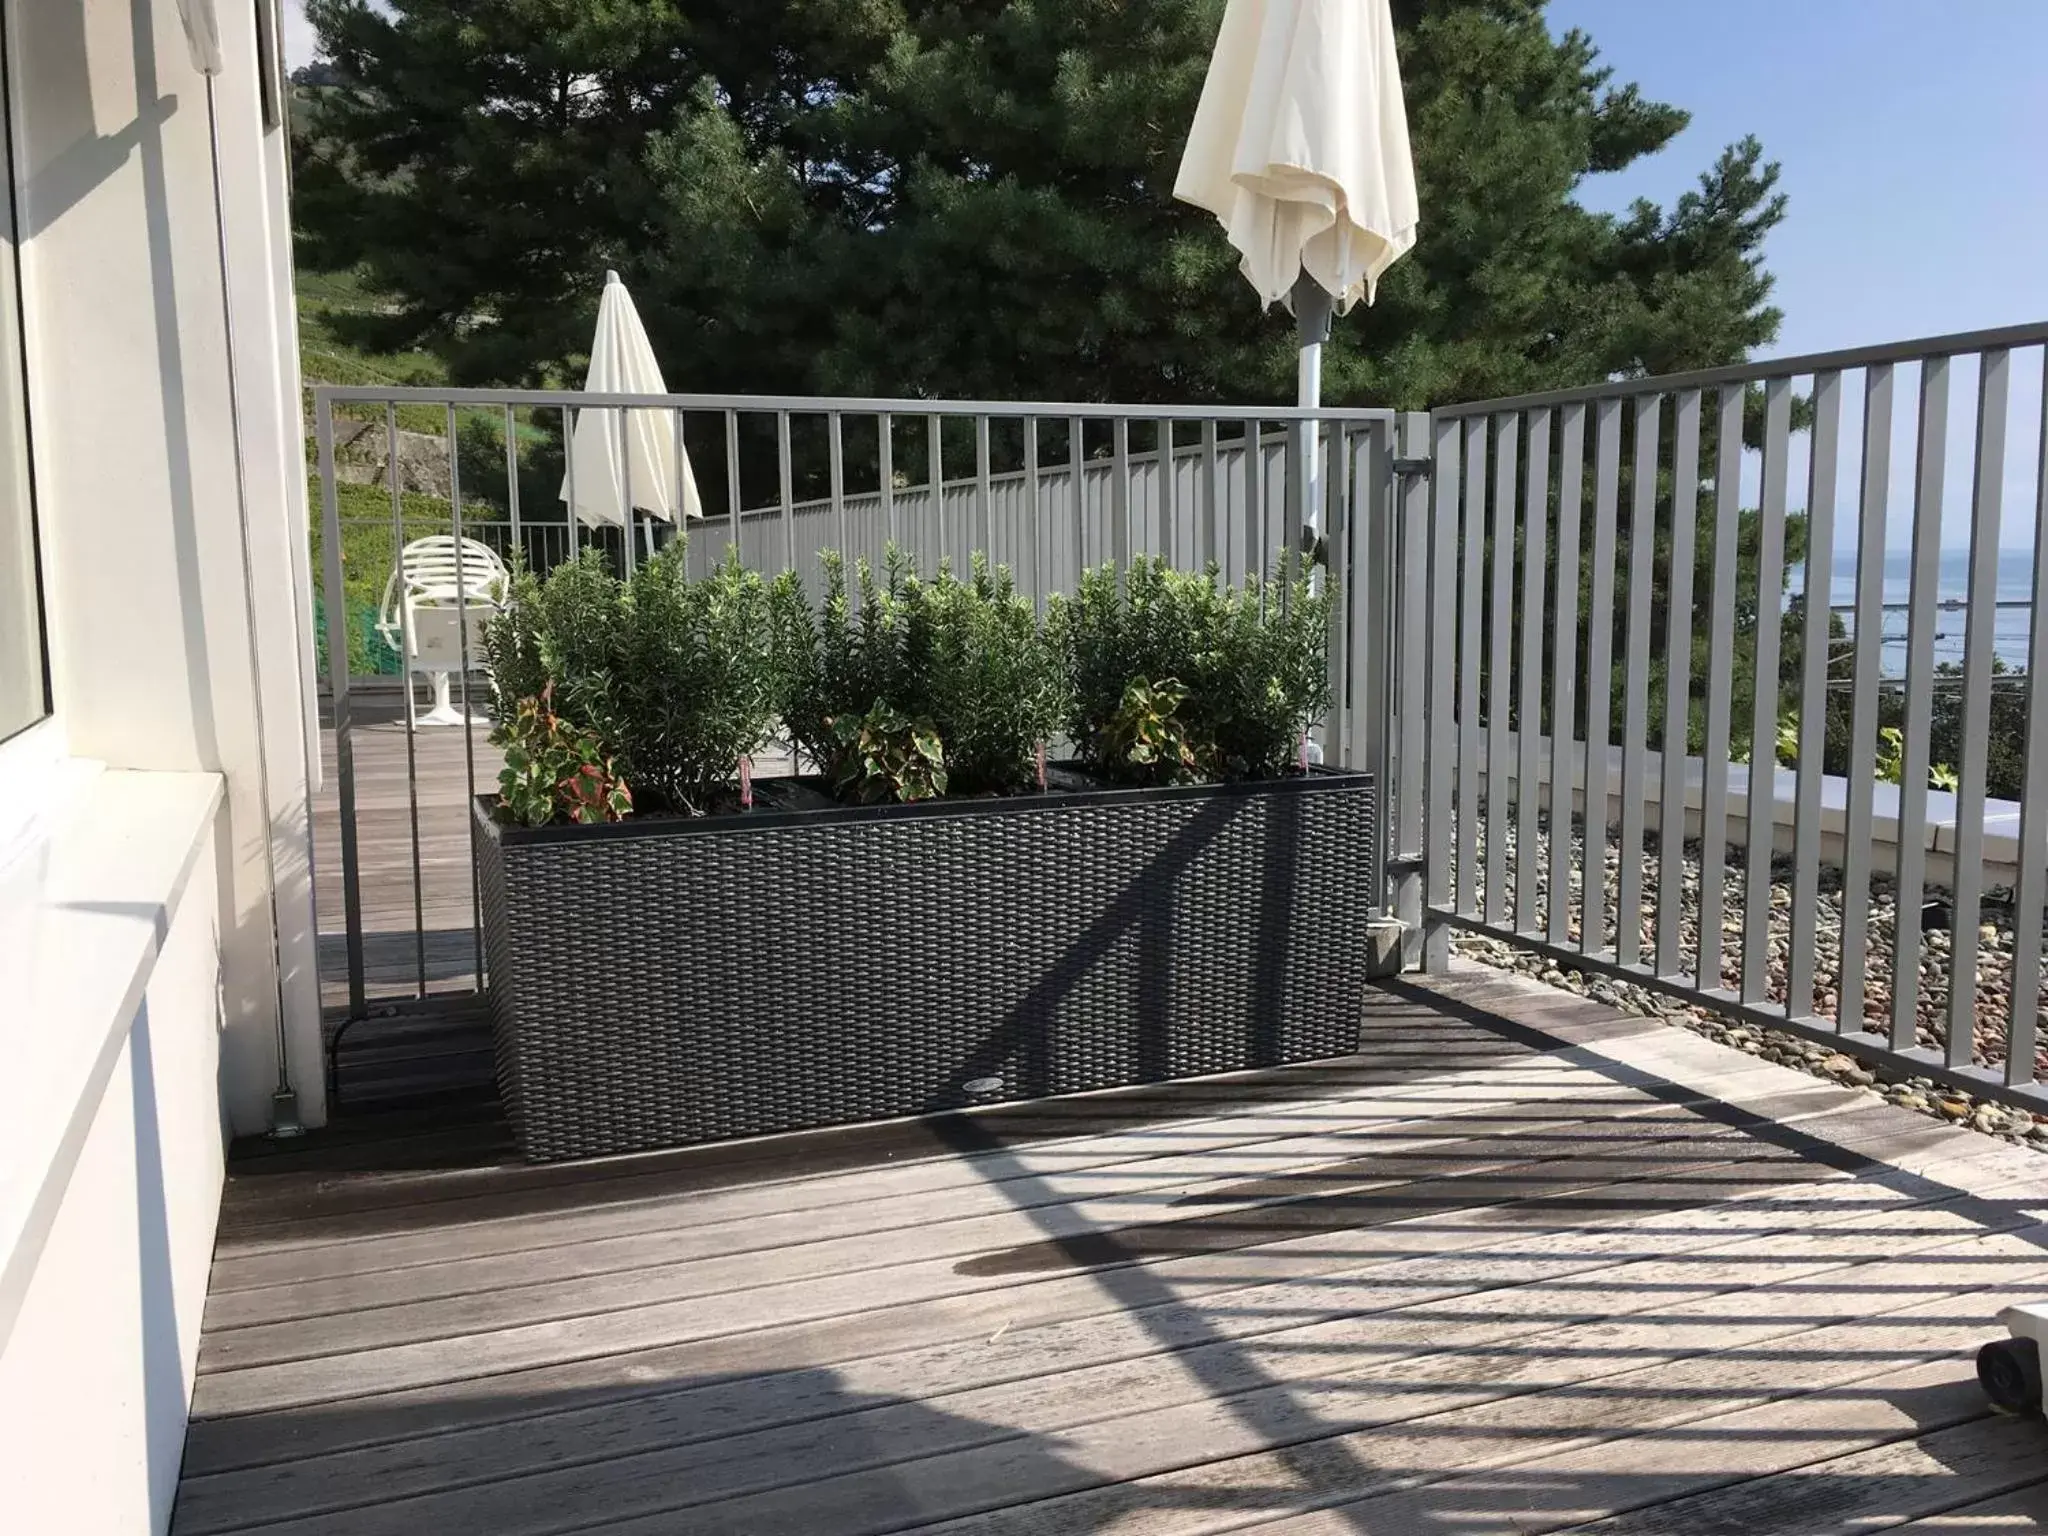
[[1174, 0, 1418, 542], [562, 271, 703, 549]]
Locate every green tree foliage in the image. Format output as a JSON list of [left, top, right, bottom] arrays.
[[296, 0, 1785, 411], [299, 2, 1856, 794]]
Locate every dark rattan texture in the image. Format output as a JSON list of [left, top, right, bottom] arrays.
[[476, 774, 1377, 1161]]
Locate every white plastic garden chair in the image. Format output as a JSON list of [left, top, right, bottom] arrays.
[[375, 536, 508, 727]]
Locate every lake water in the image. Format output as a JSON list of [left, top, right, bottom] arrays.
[[1787, 548, 2038, 676]]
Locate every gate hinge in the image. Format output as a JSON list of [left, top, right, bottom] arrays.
[[1393, 457, 1432, 478]]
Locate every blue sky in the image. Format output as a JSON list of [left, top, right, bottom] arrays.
[[1551, 0, 2048, 552], [1548, 0, 2048, 353]]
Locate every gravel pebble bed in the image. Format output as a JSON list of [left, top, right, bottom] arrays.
[[1446, 818, 2048, 1152]]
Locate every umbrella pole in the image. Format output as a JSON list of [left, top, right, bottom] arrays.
[[1290, 273, 1334, 570], [1292, 274, 1335, 769]]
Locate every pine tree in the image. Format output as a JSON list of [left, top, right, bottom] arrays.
[[296, 0, 1787, 408]]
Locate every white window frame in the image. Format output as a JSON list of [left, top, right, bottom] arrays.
[[0, 6, 59, 865]]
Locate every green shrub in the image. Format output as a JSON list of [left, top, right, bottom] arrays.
[[1052, 556, 1332, 785], [496, 689, 633, 827], [773, 548, 1067, 797], [484, 541, 787, 816]]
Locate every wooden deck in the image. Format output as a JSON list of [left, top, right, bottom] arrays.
[[176, 968, 2048, 1534]]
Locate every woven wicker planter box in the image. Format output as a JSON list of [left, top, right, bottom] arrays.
[[475, 769, 1378, 1161]]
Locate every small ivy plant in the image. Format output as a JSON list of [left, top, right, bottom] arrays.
[[1872, 723, 1960, 791], [827, 704, 949, 803], [497, 689, 633, 827], [1102, 678, 1203, 784]]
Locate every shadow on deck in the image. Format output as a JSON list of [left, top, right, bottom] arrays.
[[183, 969, 2048, 1535]]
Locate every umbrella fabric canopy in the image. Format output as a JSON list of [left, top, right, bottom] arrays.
[[561, 272, 703, 529], [1173, 0, 1418, 316]]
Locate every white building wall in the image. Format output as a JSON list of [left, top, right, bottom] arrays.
[[0, 2, 317, 1526], [8, 0, 321, 1132], [0, 837, 224, 1534]]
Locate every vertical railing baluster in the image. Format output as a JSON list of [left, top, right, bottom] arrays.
[[1581, 399, 1622, 957], [611, 401, 631, 572], [1112, 417, 1133, 577], [1201, 421, 1221, 571], [1024, 416, 1042, 609], [1616, 394, 1662, 966], [1656, 391, 1703, 978], [1161, 421, 1179, 567], [1426, 416, 1462, 969], [1514, 408, 1550, 935], [374, 403, 425, 1003], [928, 413, 946, 574], [669, 409, 687, 562], [1368, 426, 1394, 839], [1070, 416, 1087, 578], [316, 400, 366, 1016], [777, 410, 796, 574], [1457, 419, 1486, 915], [2007, 348, 2048, 1088], [562, 402, 581, 568], [1547, 403, 1586, 946], [1397, 413, 1430, 961], [880, 413, 897, 556], [829, 409, 848, 565], [1892, 357, 1950, 1053], [1696, 387, 1744, 996], [723, 409, 741, 561], [1484, 412, 1518, 926], [1355, 425, 1388, 806], [1740, 378, 1792, 1004], [1946, 348, 2011, 1068], [1837, 365, 1895, 1035], [1788, 371, 1843, 1020], [1324, 420, 1351, 768], [448, 404, 485, 989], [387, 405, 426, 998], [975, 413, 993, 560], [1242, 419, 1264, 589], [503, 403, 522, 568], [1245, 417, 1261, 581]]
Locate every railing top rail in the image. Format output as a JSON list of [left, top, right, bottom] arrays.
[[1433, 317, 2048, 419], [313, 384, 1397, 425]]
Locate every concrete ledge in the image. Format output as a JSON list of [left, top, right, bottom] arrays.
[[1474, 731, 2024, 886], [0, 769, 223, 1338]]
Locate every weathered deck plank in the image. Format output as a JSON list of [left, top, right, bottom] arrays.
[[172, 970, 2048, 1535], [1888, 1482, 2048, 1529]]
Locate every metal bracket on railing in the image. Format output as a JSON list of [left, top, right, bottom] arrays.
[[1383, 852, 1426, 877], [1392, 456, 1432, 478]]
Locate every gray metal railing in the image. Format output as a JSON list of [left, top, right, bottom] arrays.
[[310, 325, 2048, 1120], [1415, 321, 2048, 1114], [311, 385, 1399, 1028]]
